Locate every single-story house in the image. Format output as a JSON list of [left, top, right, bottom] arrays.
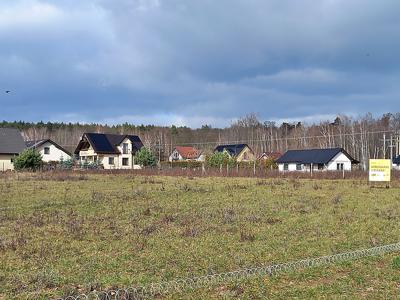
[[26, 139, 71, 162], [258, 152, 282, 161], [74, 133, 143, 169], [0, 128, 26, 171], [393, 155, 400, 169], [276, 147, 359, 172], [214, 143, 255, 162], [168, 146, 205, 162]]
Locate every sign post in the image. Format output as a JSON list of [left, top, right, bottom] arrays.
[[369, 159, 391, 188]]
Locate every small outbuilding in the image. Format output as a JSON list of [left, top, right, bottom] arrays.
[[169, 146, 204, 162], [214, 143, 255, 162], [276, 147, 359, 172], [26, 139, 71, 163], [0, 128, 26, 171]]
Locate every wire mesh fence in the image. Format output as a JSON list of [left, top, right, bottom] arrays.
[[58, 241, 400, 300]]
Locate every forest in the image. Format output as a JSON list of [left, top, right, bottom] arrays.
[[2, 112, 400, 170]]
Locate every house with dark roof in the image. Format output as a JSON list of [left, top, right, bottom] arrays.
[[0, 128, 26, 171], [276, 148, 359, 172], [26, 139, 71, 162], [393, 155, 400, 169], [214, 143, 255, 162], [74, 133, 143, 169], [168, 146, 204, 162]]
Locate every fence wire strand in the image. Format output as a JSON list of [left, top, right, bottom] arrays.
[[57, 242, 400, 300]]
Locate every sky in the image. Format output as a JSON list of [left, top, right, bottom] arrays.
[[0, 0, 399, 128]]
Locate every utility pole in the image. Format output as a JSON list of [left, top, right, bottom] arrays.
[[383, 133, 386, 159], [390, 135, 393, 161]]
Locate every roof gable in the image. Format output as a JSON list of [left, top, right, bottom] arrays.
[[26, 139, 71, 156], [214, 144, 251, 157], [0, 128, 26, 154], [276, 148, 358, 164], [75, 133, 143, 154]]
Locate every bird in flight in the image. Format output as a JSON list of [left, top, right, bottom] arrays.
[[5, 90, 11, 93]]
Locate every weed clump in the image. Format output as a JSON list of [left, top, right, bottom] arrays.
[[240, 230, 256, 242], [331, 194, 342, 205]]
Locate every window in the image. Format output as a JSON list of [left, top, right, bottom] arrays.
[[122, 157, 129, 166], [337, 163, 344, 170], [11, 158, 14, 163], [122, 143, 129, 154], [318, 164, 324, 170], [108, 157, 114, 165], [284, 163, 289, 171], [296, 164, 302, 171], [44, 147, 50, 155]]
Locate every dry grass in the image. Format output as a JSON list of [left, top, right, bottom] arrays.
[[0, 173, 399, 299]]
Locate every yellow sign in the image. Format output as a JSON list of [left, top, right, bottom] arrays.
[[369, 159, 391, 182]]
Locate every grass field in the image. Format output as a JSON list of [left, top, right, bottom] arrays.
[[0, 173, 399, 299]]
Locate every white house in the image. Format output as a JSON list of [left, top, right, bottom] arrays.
[[168, 146, 205, 162], [26, 139, 71, 162], [0, 128, 26, 171], [74, 133, 144, 169], [276, 148, 359, 172]]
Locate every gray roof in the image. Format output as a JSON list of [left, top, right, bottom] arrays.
[[276, 148, 359, 164], [0, 128, 26, 154]]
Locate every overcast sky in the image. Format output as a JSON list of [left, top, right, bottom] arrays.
[[1, 0, 399, 128]]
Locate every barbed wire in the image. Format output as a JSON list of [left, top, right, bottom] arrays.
[[57, 241, 400, 300]]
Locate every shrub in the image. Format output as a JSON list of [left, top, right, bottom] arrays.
[[78, 160, 103, 169], [59, 157, 75, 170], [135, 147, 156, 167], [206, 152, 235, 167], [13, 149, 42, 171], [161, 160, 203, 169], [258, 158, 278, 169]]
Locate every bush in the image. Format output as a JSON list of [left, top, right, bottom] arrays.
[[258, 158, 278, 169], [78, 160, 103, 169], [135, 147, 157, 167], [13, 149, 42, 171], [59, 157, 75, 170], [161, 161, 203, 169], [206, 152, 235, 168]]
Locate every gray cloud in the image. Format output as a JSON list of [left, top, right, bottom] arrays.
[[0, 0, 399, 127]]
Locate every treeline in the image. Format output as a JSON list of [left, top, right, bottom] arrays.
[[2, 112, 400, 169]]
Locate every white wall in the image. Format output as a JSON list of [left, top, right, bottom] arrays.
[[326, 152, 352, 171], [169, 149, 183, 161], [278, 163, 301, 172], [37, 142, 71, 162], [0, 154, 15, 171]]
